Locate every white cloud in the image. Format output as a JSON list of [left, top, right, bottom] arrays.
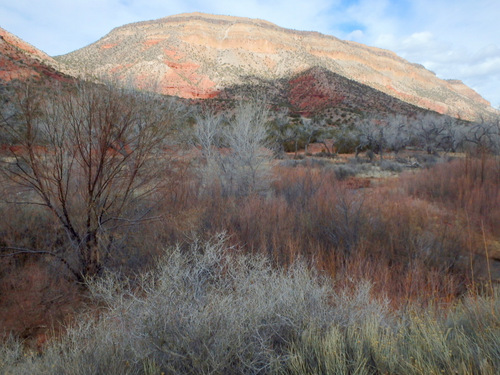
[[347, 29, 364, 41], [404, 32, 433, 46], [333, 0, 500, 107]]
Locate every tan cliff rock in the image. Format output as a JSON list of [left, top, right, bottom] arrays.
[[55, 12, 496, 121]]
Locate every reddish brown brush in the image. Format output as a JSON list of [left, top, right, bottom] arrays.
[[166, 162, 475, 306], [403, 155, 500, 241], [2, 152, 496, 342]]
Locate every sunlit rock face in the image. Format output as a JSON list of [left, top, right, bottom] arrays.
[[56, 12, 496, 121]]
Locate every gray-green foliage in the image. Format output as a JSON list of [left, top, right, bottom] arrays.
[[195, 101, 274, 196], [1, 236, 498, 375], [0, 235, 333, 374]]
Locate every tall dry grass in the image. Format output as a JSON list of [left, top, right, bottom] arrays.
[[284, 288, 500, 375]]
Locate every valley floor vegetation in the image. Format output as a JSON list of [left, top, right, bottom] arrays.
[[1, 236, 499, 374], [0, 82, 499, 374]]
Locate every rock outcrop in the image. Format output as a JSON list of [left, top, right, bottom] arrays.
[[0, 27, 69, 83]]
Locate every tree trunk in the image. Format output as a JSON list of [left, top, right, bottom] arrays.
[[82, 232, 102, 277]]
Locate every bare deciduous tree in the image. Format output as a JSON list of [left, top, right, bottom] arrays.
[[411, 113, 451, 154], [193, 109, 224, 161], [355, 118, 386, 161], [0, 82, 179, 280], [384, 115, 411, 154], [194, 101, 274, 196], [464, 117, 500, 155]]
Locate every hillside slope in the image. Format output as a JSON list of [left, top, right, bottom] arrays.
[[56, 12, 496, 121], [0, 27, 69, 83]]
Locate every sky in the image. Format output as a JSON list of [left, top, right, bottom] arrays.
[[0, 0, 498, 107]]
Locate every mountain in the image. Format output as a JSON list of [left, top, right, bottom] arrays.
[[0, 27, 70, 83], [55, 12, 496, 121]]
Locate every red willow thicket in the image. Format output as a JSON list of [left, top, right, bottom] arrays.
[[403, 154, 500, 237], [152, 159, 488, 306]]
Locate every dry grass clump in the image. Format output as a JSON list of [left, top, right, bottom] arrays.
[[283, 289, 500, 375]]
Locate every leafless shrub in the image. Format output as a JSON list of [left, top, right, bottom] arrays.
[[379, 160, 404, 172], [326, 189, 366, 256], [2, 235, 498, 374], [1, 234, 334, 374]]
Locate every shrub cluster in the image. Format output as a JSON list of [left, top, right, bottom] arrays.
[[1, 236, 498, 374]]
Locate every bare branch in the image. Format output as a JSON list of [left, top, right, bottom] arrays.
[[0, 246, 83, 283]]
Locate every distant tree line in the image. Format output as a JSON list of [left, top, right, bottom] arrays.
[[263, 110, 500, 159]]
